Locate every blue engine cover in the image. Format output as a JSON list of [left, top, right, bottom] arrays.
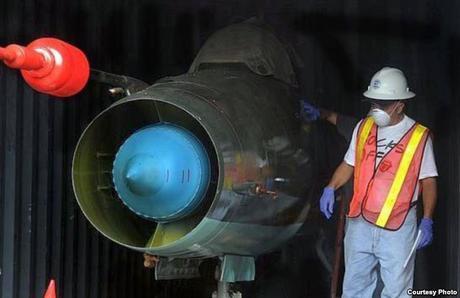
[[113, 123, 211, 222]]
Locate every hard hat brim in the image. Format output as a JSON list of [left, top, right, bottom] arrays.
[[363, 90, 415, 100]]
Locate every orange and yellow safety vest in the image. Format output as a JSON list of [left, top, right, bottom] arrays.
[[348, 117, 429, 230]]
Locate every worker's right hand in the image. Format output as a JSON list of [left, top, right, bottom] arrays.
[[299, 99, 320, 122], [319, 186, 335, 219]]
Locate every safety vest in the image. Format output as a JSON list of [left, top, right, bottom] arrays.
[[348, 117, 429, 230]]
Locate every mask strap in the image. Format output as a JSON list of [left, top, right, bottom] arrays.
[[387, 101, 401, 117]]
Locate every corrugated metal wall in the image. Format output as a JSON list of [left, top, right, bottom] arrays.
[[1, 0, 459, 297]]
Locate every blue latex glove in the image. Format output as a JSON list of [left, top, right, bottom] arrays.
[[417, 218, 433, 250], [299, 99, 320, 122], [319, 186, 335, 219]]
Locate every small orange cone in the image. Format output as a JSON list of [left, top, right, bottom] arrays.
[[44, 279, 56, 298]]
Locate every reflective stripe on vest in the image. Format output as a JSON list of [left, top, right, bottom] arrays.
[[375, 124, 427, 227], [355, 117, 375, 188]]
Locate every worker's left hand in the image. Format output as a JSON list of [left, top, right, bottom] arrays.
[[417, 218, 433, 250], [299, 99, 320, 122]]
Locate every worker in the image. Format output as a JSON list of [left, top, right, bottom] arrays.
[[309, 67, 438, 297]]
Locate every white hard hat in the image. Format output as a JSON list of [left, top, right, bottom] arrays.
[[363, 67, 415, 100]]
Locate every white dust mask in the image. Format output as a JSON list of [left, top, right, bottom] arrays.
[[369, 108, 391, 127], [368, 103, 400, 127]]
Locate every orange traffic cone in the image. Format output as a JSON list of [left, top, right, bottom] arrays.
[[44, 279, 56, 298]]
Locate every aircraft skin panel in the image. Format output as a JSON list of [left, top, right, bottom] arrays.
[[143, 217, 303, 258]]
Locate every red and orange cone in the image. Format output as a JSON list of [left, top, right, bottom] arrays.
[[44, 279, 56, 298]]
